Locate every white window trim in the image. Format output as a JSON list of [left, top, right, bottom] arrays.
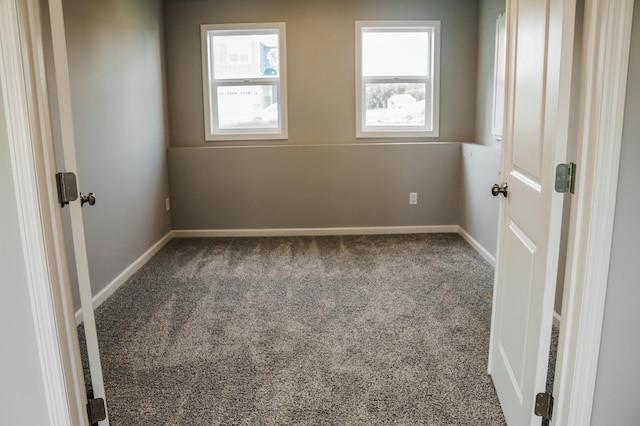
[[201, 22, 288, 141], [355, 20, 441, 138], [491, 13, 506, 141]]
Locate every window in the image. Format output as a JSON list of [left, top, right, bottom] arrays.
[[355, 21, 440, 138], [201, 23, 287, 141], [491, 13, 506, 141]]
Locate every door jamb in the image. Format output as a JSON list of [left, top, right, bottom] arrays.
[[553, 0, 635, 424], [0, 0, 87, 424]]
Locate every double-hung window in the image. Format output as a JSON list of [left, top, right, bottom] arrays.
[[356, 21, 440, 138], [201, 23, 287, 141]]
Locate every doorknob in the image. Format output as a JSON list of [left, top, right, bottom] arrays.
[[81, 192, 96, 207], [491, 183, 508, 197]]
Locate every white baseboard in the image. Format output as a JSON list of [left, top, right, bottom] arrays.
[[75, 231, 174, 325], [172, 225, 459, 238], [457, 226, 496, 267], [75, 225, 494, 325]]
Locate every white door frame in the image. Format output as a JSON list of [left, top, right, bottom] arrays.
[[0, 0, 87, 424], [553, 0, 634, 424], [0, 0, 633, 424], [46, 0, 110, 419]]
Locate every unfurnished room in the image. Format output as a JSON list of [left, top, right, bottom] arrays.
[[2, 0, 640, 425]]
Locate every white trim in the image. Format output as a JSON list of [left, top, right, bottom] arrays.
[[457, 226, 496, 267], [73, 224, 491, 323], [172, 142, 462, 149], [491, 13, 506, 142], [47, 0, 111, 422], [355, 20, 441, 138], [173, 225, 458, 238], [75, 224, 502, 323], [74, 225, 470, 323], [75, 232, 174, 325], [0, 0, 75, 423], [552, 1, 634, 425], [25, 0, 88, 422], [201, 22, 288, 141], [77, 225, 496, 325]]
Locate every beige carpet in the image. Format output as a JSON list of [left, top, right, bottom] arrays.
[[81, 234, 506, 425]]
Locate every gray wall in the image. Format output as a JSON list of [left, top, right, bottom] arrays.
[[164, 0, 479, 147], [458, 0, 504, 259], [169, 143, 460, 229], [459, 143, 500, 257], [475, 0, 505, 149], [0, 83, 50, 425], [164, 0, 479, 230], [591, 2, 640, 424], [45, 0, 172, 309]]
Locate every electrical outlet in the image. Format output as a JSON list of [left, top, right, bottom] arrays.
[[409, 192, 418, 205], [165, 198, 171, 211]]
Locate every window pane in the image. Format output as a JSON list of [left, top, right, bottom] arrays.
[[362, 30, 430, 77], [365, 83, 431, 127], [212, 33, 279, 79], [216, 85, 279, 130]]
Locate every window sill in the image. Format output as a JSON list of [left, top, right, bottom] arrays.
[[356, 130, 440, 139], [205, 131, 288, 142]]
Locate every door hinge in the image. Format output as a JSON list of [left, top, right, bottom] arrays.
[[55, 172, 78, 208], [555, 162, 577, 194], [86, 397, 107, 425], [534, 392, 554, 420]]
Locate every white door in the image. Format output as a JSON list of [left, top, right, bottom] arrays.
[[488, 0, 576, 424], [47, 0, 110, 424]]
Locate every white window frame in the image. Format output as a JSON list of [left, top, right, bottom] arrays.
[[491, 13, 506, 141], [201, 22, 288, 141], [355, 20, 440, 138]]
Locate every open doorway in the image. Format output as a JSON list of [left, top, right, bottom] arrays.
[[37, 0, 510, 423], [31, 0, 632, 422], [37, 0, 511, 423], [3, 0, 634, 422]]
